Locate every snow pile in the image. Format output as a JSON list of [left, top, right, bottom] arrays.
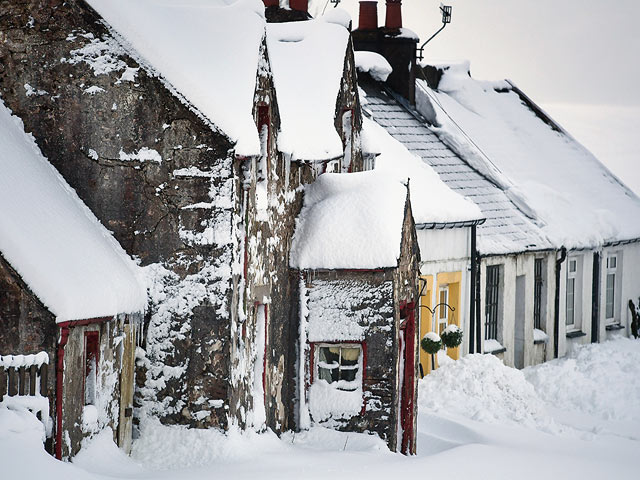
[[0, 100, 147, 322], [421, 61, 640, 248], [290, 171, 407, 269], [86, 0, 266, 156], [355, 51, 393, 82], [524, 338, 640, 429], [73, 429, 144, 477], [366, 117, 483, 224], [308, 380, 363, 423], [267, 16, 350, 161], [419, 353, 557, 432]]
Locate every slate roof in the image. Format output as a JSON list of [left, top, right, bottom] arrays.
[[359, 79, 553, 256]]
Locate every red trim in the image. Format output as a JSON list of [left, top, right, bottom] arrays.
[[56, 316, 111, 328], [263, 305, 268, 405], [399, 301, 416, 455], [55, 326, 70, 460], [83, 331, 100, 406], [308, 341, 367, 415]]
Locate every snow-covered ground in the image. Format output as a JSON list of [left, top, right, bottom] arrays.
[[3, 338, 639, 479]]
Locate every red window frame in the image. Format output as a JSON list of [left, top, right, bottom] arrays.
[[308, 340, 367, 415], [83, 331, 100, 406]]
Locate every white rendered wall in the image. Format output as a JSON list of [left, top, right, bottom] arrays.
[[601, 242, 640, 341], [479, 252, 556, 368], [559, 251, 594, 357]]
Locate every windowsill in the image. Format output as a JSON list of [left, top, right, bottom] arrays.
[[605, 323, 624, 331], [566, 330, 586, 339], [487, 347, 506, 355]]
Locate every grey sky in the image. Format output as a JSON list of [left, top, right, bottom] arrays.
[[312, 0, 640, 106]]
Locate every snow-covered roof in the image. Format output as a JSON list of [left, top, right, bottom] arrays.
[[363, 117, 483, 225], [290, 171, 408, 270], [359, 80, 552, 255], [422, 61, 640, 249], [0, 100, 147, 322], [266, 12, 351, 161], [86, 0, 266, 156], [355, 51, 392, 82]]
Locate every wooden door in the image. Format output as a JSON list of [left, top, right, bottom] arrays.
[[118, 323, 135, 454], [399, 303, 416, 455]]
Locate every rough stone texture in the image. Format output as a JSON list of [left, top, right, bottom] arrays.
[[294, 191, 420, 452], [0, 0, 234, 429], [0, 253, 57, 454], [60, 316, 138, 459], [0, 0, 369, 450], [302, 273, 398, 447]]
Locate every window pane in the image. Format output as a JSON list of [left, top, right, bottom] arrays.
[[606, 273, 615, 319], [566, 278, 575, 326], [569, 260, 576, 273], [340, 347, 360, 363]]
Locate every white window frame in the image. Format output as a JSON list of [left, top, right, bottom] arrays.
[[437, 286, 449, 336], [605, 254, 617, 322], [566, 258, 577, 330], [314, 343, 363, 392]]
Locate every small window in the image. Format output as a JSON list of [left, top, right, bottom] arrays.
[[533, 258, 544, 330], [84, 331, 100, 406], [607, 256, 617, 269], [438, 287, 449, 336], [485, 265, 501, 340], [566, 257, 578, 328], [316, 344, 361, 391]]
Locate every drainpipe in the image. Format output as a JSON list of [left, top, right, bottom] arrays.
[[55, 325, 70, 460], [553, 247, 567, 359], [475, 254, 482, 354], [469, 225, 477, 353]]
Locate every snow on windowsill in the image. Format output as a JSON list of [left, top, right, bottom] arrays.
[[533, 328, 548, 344], [484, 339, 506, 354], [566, 330, 586, 339], [308, 380, 363, 423]]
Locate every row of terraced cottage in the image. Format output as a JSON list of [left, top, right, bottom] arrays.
[[1, 0, 639, 459]]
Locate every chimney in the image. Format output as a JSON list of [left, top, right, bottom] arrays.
[[289, 0, 308, 12], [358, 1, 378, 30], [385, 0, 402, 30], [263, 0, 278, 7], [353, 0, 417, 104]]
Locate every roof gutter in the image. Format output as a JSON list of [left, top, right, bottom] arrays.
[[415, 218, 486, 230]]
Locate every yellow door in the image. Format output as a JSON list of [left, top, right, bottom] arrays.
[[436, 272, 462, 361], [418, 275, 433, 376]]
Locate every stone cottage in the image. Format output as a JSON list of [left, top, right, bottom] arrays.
[[0, 0, 422, 457], [289, 171, 420, 454], [0, 100, 146, 460]]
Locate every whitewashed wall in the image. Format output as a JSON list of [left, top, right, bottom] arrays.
[[601, 242, 640, 341], [480, 251, 556, 368], [559, 250, 594, 357]]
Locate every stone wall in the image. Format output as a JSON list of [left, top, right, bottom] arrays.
[[0, 0, 236, 428], [0, 254, 57, 454]]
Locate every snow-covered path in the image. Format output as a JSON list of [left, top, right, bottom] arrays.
[[3, 338, 639, 480]]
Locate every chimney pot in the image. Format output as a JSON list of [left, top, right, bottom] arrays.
[[358, 1, 378, 30], [289, 0, 308, 13], [385, 0, 402, 30], [263, 0, 278, 7]]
